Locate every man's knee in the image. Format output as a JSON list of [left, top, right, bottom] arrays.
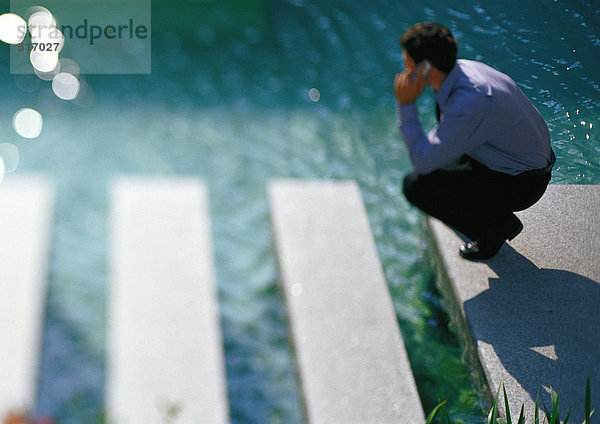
[[403, 171, 422, 207]]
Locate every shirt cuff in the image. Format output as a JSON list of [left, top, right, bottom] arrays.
[[396, 103, 419, 127]]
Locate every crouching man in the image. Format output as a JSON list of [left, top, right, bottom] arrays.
[[394, 22, 555, 260]]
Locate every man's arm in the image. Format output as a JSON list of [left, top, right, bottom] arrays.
[[397, 90, 488, 174]]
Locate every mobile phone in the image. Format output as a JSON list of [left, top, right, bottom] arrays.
[[410, 60, 430, 80], [418, 60, 431, 78]]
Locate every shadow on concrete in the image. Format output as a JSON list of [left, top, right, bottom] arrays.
[[464, 245, 599, 421]]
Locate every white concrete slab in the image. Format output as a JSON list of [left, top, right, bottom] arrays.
[[428, 185, 600, 422], [107, 177, 229, 424], [0, 175, 55, 414], [269, 179, 425, 424]]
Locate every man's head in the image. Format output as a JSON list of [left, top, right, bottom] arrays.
[[400, 22, 457, 74]]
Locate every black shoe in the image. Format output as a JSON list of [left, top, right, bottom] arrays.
[[459, 215, 523, 261]]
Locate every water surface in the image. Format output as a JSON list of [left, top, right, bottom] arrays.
[[0, 0, 598, 422]]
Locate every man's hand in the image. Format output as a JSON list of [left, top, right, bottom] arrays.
[[394, 66, 427, 104]]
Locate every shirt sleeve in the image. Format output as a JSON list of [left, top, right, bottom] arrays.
[[397, 90, 488, 175]]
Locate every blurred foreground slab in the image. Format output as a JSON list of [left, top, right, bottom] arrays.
[[107, 177, 229, 423], [0, 176, 55, 415], [269, 179, 425, 424]]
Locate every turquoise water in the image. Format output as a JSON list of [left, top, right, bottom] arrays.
[[1, 0, 598, 422]]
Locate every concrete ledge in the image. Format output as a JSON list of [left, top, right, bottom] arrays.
[[427, 185, 600, 421], [107, 177, 229, 423], [269, 179, 425, 424], [0, 176, 55, 414]]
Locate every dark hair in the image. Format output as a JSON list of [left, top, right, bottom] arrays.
[[400, 22, 458, 73]]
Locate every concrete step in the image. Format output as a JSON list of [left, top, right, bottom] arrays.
[[269, 179, 425, 424], [0, 176, 55, 415], [106, 177, 229, 424], [427, 185, 600, 422]]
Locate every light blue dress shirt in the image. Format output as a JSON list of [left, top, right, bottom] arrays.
[[398, 59, 554, 175]]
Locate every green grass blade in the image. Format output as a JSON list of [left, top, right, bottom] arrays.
[[585, 375, 591, 424], [425, 400, 447, 424], [586, 411, 595, 424], [503, 384, 512, 424], [517, 404, 525, 424], [534, 399, 539, 424], [440, 404, 455, 424], [543, 391, 552, 423], [549, 389, 560, 424], [488, 385, 501, 424], [563, 408, 571, 424]]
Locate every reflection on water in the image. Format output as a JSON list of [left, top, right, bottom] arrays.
[[0, 0, 598, 422]]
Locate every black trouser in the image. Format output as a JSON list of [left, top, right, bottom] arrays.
[[403, 157, 552, 242]]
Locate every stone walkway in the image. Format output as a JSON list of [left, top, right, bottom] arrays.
[[427, 185, 599, 422]]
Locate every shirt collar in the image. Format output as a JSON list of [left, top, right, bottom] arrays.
[[435, 60, 463, 109]]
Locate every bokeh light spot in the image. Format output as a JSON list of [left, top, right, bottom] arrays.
[[35, 63, 61, 81], [30, 49, 59, 73], [0, 13, 27, 44], [52, 72, 80, 100], [59, 58, 81, 77], [28, 8, 64, 56], [13, 108, 43, 139], [0, 143, 20, 173], [309, 87, 321, 102], [28, 9, 56, 32]]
